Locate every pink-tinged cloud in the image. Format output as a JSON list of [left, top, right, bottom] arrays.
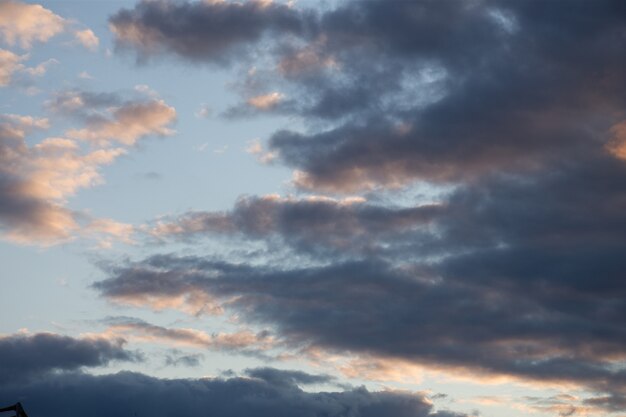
[[0, 0, 99, 54], [0, 0, 65, 48], [101, 317, 275, 354], [0, 113, 137, 245], [247, 92, 284, 110], [0, 48, 24, 85], [0, 48, 58, 87], [74, 29, 99, 51], [67, 99, 176, 146]]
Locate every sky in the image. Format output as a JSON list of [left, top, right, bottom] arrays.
[[0, 1, 625, 416]]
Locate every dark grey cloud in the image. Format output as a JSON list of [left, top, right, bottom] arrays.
[[0, 333, 141, 384], [93, 196, 626, 405], [0, 370, 467, 417], [269, 0, 626, 190], [164, 349, 204, 367], [244, 367, 335, 387], [110, 0, 314, 65], [148, 195, 441, 256], [103, 0, 626, 412], [110, 0, 626, 190]]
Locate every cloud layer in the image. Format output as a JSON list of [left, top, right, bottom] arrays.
[[0, 0, 617, 416], [111, 0, 626, 190], [100, 0, 626, 413], [0, 368, 466, 417], [0, 332, 140, 383]]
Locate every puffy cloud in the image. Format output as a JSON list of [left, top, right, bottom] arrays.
[[0, 49, 56, 87], [0, 48, 24, 85], [85, 218, 135, 248], [0, 114, 75, 243], [74, 28, 99, 51], [0, 369, 467, 417], [0, 0, 65, 48], [0, 114, 128, 244], [22, 57, 57, 76], [0, 0, 99, 54], [0, 332, 140, 383], [0, 87, 175, 244]]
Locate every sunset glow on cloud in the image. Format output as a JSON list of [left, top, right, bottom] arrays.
[[1, 1, 626, 417]]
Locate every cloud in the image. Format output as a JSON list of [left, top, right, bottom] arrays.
[[101, 0, 626, 413], [244, 139, 275, 163], [0, 332, 141, 383], [0, 114, 129, 244], [247, 92, 284, 110], [0, 114, 76, 243], [101, 316, 274, 355], [46, 89, 122, 115], [0, 48, 25, 85], [0, 0, 100, 55], [0, 0, 65, 48], [109, 0, 626, 191], [78, 70, 93, 80], [92, 238, 626, 408], [194, 103, 212, 119], [0, 49, 56, 87], [0, 87, 175, 245], [74, 29, 99, 51], [85, 218, 135, 248], [268, 0, 626, 191], [109, 0, 310, 64], [0, 369, 468, 417], [22, 57, 58, 76], [163, 349, 204, 367], [66, 98, 176, 146], [245, 367, 335, 387], [146, 194, 440, 256], [47, 88, 177, 146]]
